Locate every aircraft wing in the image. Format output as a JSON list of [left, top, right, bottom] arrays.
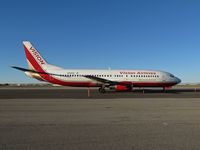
[[84, 75, 132, 86], [84, 75, 116, 85]]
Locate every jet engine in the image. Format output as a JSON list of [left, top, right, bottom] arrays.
[[110, 85, 132, 91]]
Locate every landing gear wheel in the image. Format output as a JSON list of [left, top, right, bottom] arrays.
[[163, 87, 166, 92], [98, 87, 106, 93]]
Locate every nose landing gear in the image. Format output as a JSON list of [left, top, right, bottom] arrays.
[[163, 87, 166, 92]]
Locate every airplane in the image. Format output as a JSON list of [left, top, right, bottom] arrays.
[[12, 41, 181, 93]]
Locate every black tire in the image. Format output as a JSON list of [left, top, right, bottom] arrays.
[[98, 87, 106, 93]]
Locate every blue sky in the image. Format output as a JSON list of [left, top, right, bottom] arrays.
[[0, 0, 200, 83]]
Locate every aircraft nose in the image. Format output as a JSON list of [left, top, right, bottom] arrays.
[[176, 77, 181, 84]]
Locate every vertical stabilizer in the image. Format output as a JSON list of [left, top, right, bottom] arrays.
[[23, 41, 48, 72]]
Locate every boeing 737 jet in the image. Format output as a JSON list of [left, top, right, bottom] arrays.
[[12, 41, 181, 93]]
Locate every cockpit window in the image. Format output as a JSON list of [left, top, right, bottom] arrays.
[[170, 74, 175, 78]]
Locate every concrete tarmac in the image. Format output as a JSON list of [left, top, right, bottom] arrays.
[[1, 88, 200, 150]]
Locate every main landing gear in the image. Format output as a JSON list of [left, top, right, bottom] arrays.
[[98, 85, 106, 93]]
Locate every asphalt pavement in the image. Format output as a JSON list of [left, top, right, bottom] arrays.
[[1, 88, 200, 150]]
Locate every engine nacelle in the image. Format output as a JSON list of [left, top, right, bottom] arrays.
[[163, 86, 172, 90], [110, 85, 130, 91]]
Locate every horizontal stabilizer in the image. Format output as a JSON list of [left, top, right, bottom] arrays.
[[12, 66, 38, 73], [12, 66, 59, 76], [11, 66, 46, 74]]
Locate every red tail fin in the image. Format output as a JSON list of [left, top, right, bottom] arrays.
[[23, 41, 47, 72]]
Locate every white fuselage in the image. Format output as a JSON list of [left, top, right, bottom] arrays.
[[37, 65, 181, 87]]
